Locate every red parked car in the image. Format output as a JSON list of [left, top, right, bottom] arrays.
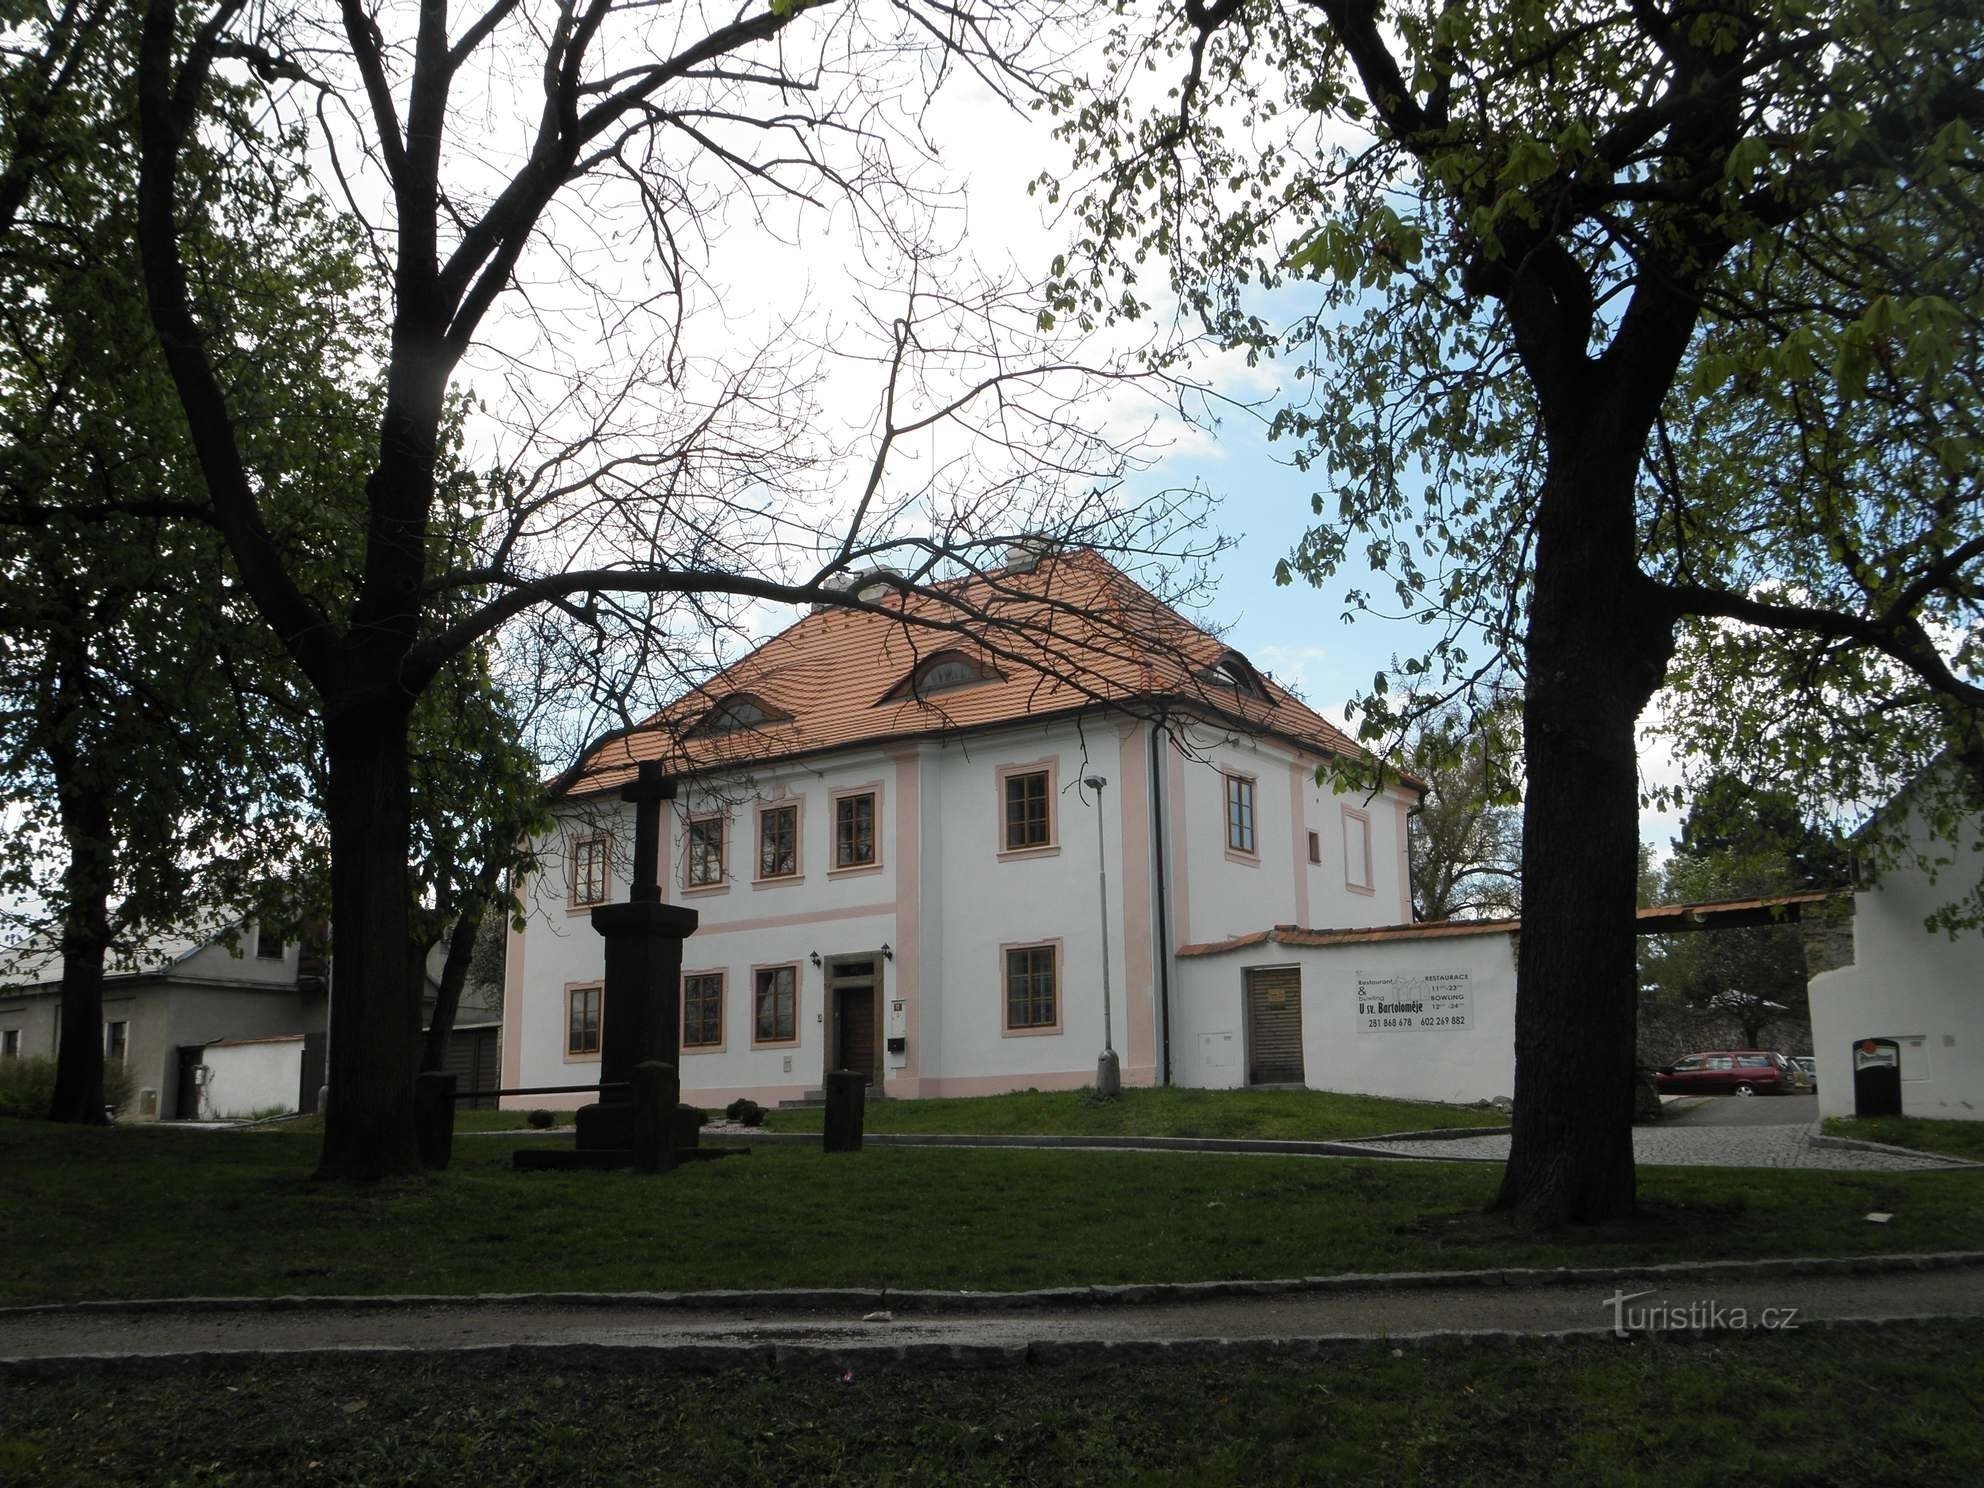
[[1654, 1051, 1806, 1097]]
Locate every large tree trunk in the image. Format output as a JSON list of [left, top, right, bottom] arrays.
[[317, 700, 422, 1180], [1494, 436, 1674, 1227], [48, 765, 114, 1125]]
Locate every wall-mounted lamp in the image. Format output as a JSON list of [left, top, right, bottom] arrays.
[[881, 943, 894, 961], [809, 950, 822, 967]]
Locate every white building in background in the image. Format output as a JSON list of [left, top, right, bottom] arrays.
[[502, 549, 1423, 1109], [1808, 770, 1984, 1121]]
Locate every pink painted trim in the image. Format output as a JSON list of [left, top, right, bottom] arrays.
[[685, 902, 897, 936], [748, 961, 802, 1048], [681, 809, 728, 892], [500, 897, 525, 1091], [1394, 795, 1414, 920], [505, 1081, 818, 1112], [1166, 742, 1190, 946], [681, 968, 727, 1054], [1289, 761, 1312, 929], [1342, 804, 1376, 895], [562, 980, 603, 1063], [752, 795, 805, 886], [830, 781, 884, 871], [1220, 769, 1260, 859], [565, 832, 612, 916], [1116, 721, 1156, 1080], [995, 757, 1059, 856], [999, 937, 1064, 1037], [889, 750, 921, 1086]]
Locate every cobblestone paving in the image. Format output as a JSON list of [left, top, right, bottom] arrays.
[[1348, 1121, 1965, 1171]]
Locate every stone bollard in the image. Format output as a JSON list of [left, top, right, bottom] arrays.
[[415, 1070, 458, 1171], [822, 1069, 866, 1154], [632, 1060, 680, 1173]]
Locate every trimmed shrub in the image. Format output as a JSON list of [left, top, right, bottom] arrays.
[[525, 1108, 555, 1129], [724, 1097, 766, 1127]]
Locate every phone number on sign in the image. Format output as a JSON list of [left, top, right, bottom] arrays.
[[1362, 1014, 1470, 1030]]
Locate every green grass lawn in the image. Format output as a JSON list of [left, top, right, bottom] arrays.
[[1825, 1115, 1984, 1163], [762, 1085, 1506, 1139], [4, 1325, 1981, 1486], [3, 1119, 1982, 1305]]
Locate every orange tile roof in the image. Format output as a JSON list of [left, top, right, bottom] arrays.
[[1176, 892, 1844, 957], [561, 549, 1407, 797]]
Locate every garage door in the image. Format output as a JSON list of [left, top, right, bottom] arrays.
[[1245, 967, 1304, 1086]]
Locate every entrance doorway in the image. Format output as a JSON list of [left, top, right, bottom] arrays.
[[827, 957, 882, 1087], [1244, 966, 1305, 1086]]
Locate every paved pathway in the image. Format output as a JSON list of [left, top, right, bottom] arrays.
[[4, 1267, 1981, 1366], [1346, 1117, 1962, 1171], [1665, 1094, 1819, 1128]]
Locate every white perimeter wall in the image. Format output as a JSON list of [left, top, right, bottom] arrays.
[[199, 1039, 304, 1119], [1172, 929, 1518, 1105], [1810, 805, 1984, 1120]]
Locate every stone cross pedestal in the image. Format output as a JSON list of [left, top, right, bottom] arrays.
[[517, 761, 716, 1171], [577, 762, 698, 1153]]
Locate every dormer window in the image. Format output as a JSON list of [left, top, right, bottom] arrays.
[[880, 649, 1001, 704], [688, 692, 789, 738], [1199, 650, 1268, 701]]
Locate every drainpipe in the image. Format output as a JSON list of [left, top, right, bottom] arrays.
[[1149, 722, 1174, 1087]]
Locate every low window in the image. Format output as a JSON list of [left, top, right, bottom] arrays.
[[567, 985, 602, 1057], [1225, 774, 1256, 854], [1307, 830, 1321, 865], [758, 804, 798, 880], [1003, 770, 1051, 851], [683, 973, 724, 1049], [687, 815, 725, 887], [255, 924, 284, 960], [571, 835, 610, 906], [754, 965, 798, 1044], [835, 792, 876, 868], [3, 1028, 21, 1058], [1005, 944, 1057, 1031], [104, 1021, 128, 1062]]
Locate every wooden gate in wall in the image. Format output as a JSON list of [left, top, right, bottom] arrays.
[[1244, 967, 1305, 1086]]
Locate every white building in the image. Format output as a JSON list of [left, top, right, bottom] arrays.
[[1808, 772, 1984, 1121], [502, 550, 1423, 1108]]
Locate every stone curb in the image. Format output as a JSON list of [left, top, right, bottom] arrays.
[[700, 1129, 1509, 1158], [0, 1312, 1967, 1381], [1803, 1122, 1984, 1169], [6, 1252, 1979, 1323]]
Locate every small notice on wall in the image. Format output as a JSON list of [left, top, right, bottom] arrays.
[[1356, 971, 1472, 1035]]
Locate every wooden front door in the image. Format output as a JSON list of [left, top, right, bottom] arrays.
[[1245, 967, 1304, 1086], [829, 958, 880, 1086]]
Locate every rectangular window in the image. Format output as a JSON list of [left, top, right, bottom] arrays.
[[104, 1021, 128, 1062], [834, 791, 876, 868], [1225, 774, 1256, 855], [255, 924, 284, 960], [1342, 806, 1373, 892], [1004, 944, 1058, 1031], [571, 835, 610, 906], [1307, 830, 1321, 865], [683, 973, 724, 1049], [754, 965, 798, 1044], [758, 804, 798, 880], [1003, 769, 1051, 851], [686, 815, 725, 887], [567, 985, 602, 1057], [3, 1029, 20, 1058]]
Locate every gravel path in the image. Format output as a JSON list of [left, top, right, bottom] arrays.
[[4, 1268, 1981, 1365], [1346, 1120, 1964, 1171]]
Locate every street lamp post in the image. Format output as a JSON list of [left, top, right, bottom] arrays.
[[1083, 774, 1122, 1097]]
